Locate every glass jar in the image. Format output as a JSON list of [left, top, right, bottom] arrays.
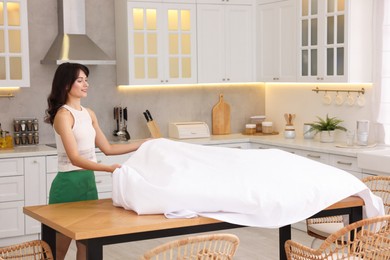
[[250, 115, 266, 133], [245, 124, 256, 135], [262, 121, 273, 134]]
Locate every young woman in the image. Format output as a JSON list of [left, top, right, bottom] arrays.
[[45, 62, 148, 260]]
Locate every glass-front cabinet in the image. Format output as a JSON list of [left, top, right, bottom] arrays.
[[299, 0, 372, 82], [0, 0, 29, 87], [115, 1, 197, 85]]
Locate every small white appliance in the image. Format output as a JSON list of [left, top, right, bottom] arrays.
[[356, 120, 369, 145], [169, 122, 210, 139]]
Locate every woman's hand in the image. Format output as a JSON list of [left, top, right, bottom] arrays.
[[109, 164, 121, 173]]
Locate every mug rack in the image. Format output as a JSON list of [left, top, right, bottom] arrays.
[[312, 87, 365, 95]]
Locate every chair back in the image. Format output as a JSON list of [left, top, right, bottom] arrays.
[[362, 175, 390, 214], [141, 233, 240, 260], [286, 215, 390, 260], [0, 240, 53, 259]]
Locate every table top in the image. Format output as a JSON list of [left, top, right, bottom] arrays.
[[23, 199, 221, 240], [23, 197, 364, 240]]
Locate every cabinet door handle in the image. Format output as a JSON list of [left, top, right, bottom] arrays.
[[337, 161, 353, 166], [307, 154, 321, 159], [95, 180, 103, 184], [97, 160, 102, 163]]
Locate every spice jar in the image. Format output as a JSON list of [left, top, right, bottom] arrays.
[[262, 121, 273, 134], [250, 115, 266, 133], [245, 124, 256, 135]]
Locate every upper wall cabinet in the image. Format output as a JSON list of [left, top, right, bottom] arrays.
[[298, 0, 373, 83], [256, 0, 297, 82], [197, 3, 254, 83], [115, 1, 197, 85], [0, 0, 29, 87]]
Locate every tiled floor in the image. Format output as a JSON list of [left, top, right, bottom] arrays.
[[65, 227, 314, 259]]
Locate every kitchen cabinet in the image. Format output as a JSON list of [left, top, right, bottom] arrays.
[[0, 158, 24, 240], [256, 0, 297, 82], [95, 152, 133, 199], [0, 0, 30, 88], [24, 156, 46, 235], [197, 3, 254, 83], [329, 154, 362, 179], [298, 0, 373, 82], [115, 1, 197, 85]]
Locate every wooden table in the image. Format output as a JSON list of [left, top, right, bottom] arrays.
[[23, 197, 364, 260]]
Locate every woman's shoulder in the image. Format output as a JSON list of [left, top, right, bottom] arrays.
[[83, 107, 97, 120]]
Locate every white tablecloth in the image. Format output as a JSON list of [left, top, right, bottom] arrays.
[[112, 138, 384, 228]]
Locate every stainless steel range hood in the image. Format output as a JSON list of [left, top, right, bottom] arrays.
[[41, 0, 115, 65]]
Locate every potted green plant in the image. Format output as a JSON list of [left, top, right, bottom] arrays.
[[306, 114, 347, 143]]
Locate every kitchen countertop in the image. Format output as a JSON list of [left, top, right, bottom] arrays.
[[0, 133, 388, 159], [178, 133, 387, 157]]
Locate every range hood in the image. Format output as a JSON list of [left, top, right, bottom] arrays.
[[41, 0, 116, 65]]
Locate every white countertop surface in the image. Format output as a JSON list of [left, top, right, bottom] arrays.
[[0, 133, 387, 159]]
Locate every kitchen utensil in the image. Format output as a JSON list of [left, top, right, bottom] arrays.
[[346, 92, 355, 106], [143, 110, 162, 138], [123, 107, 131, 140], [357, 94, 366, 107], [113, 107, 119, 136], [322, 92, 332, 105], [335, 92, 344, 105], [212, 94, 231, 135]]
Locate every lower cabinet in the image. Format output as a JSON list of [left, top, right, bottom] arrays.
[[0, 157, 44, 246], [0, 152, 132, 246]]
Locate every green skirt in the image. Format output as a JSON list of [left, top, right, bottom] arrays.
[[49, 170, 98, 204]]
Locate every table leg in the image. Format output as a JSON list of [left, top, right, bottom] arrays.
[[83, 239, 103, 260], [279, 225, 291, 260], [349, 206, 363, 241], [42, 224, 56, 259]]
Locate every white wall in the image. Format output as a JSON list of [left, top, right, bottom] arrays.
[[265, 83, 377, 144]]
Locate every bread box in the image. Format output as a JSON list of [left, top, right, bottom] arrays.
[[168, 122, 210, 139]]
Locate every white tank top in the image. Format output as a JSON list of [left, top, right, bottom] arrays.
[[54, 105, 97, 172]]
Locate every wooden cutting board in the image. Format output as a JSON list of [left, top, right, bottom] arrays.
[[212, 94, 231, 135]]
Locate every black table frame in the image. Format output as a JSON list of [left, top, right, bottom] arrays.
[[41, 205, 362, 260]]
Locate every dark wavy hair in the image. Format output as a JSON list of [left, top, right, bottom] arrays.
[[44, 63, 89, 125]]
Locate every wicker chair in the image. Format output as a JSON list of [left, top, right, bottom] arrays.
[[0, 240, 53, 260], [306, 175, 390, 244], [140, 233, 240, 260], [286, 215, 390, 260]]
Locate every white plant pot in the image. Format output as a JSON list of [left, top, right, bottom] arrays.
[[320, 131, 335, 143]]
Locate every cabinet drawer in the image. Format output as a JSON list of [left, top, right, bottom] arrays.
[[329, 155, 360, 172], [95, 172, 112, 193], [0, 158, 23, 177], [0, 176, 24, 202], [250, 143, 274, 149], [46, 156, 58, 173], [295, 150, 329, 164], [208, 143, 251, 149], [0, 201, 24, 238]]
